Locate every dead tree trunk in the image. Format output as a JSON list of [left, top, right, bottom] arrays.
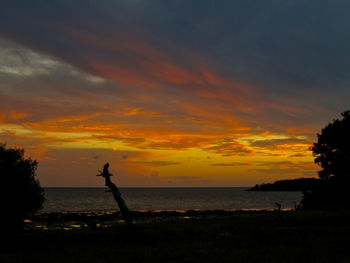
[[97, 163, 133, 226]]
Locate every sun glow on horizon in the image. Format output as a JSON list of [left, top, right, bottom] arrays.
[[2, 1, 345, 186]]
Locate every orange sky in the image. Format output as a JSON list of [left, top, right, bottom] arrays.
[[1, 1, 349, 186], [0, 41, 320, 186]]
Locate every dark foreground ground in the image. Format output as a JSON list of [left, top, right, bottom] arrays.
[[1, 209, 350, 263]]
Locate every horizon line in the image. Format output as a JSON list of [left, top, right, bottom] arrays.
[[43, 186, 251, 188]]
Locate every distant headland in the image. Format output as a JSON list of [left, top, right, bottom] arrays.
[[248, 178, 320, 191]]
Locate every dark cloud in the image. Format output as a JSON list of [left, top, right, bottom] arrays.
[[203, 138, 252, 156], [1, 0, 349, 122], [164, 175, 211, 185], [247, 160, 318, 177], [92, 154, 100, 160], [250, 137, 309, 147], [0, 0, 349, 186], [210, 162, 251, 167], [248, 167, 318, 178], [130, 161, 181, 167]]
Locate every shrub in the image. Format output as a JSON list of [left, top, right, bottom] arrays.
[[0, 143, 45, 229]]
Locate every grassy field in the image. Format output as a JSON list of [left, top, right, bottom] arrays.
[[1, 210, 350, 263]]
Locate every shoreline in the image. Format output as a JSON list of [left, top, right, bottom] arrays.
[[26, 209, 293, 231], [38, 207, 291, 214], [8, 209, 350, 262]]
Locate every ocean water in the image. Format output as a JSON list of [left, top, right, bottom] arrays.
[[43, 187, 303, 213]]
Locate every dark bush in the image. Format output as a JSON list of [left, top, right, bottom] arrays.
[[0, 143, 45, 229], [302, 111, 350, 209]]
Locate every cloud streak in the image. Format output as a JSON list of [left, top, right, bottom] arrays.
[[0, 1, 348, 185]]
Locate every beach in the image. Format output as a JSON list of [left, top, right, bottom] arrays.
[[24, 209, 287, 231], [3, 209, 350, 263], [2, 186, 349, 262]]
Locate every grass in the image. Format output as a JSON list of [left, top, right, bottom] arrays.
[[1, 210, 350, 263]]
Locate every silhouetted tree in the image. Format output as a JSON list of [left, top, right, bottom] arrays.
[[312, 111, 350, 182], [301, 111, 350, 209], [0, 143, 45, 229]]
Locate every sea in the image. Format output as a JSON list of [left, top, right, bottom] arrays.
[[43, 187, 303, 213]]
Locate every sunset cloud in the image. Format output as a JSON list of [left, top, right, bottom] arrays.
[[0, 1, 349, 186]]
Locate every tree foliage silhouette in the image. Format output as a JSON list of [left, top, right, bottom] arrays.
[[0, 143, 44, 229], [302, 111, 350, 208], [312, 111, 350, 182]]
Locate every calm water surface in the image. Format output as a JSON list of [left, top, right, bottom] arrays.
[[43, 187, 303, 212]]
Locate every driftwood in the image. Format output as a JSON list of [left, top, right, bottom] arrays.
[[97, 163, 133, 226], [275, 202, 281, 212]]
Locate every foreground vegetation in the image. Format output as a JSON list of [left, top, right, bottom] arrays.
[[2, 210, 350, 263], [0, 143, 44, 228]]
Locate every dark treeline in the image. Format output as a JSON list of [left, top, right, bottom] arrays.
[[249, 178, 321, 191]]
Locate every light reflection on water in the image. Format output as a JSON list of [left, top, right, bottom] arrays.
[[43, 187, 303, 213]]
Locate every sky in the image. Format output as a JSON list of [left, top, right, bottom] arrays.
[[0, 0, 349, 187]]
